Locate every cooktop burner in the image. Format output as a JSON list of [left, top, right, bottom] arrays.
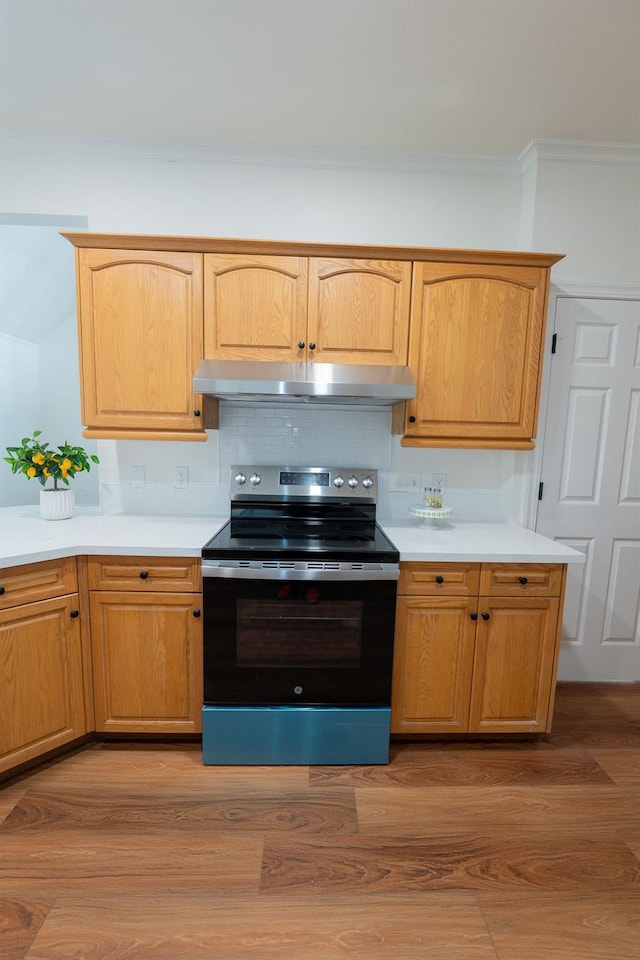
[[202, 519, 398, 562], [202, 464, 399, 564]]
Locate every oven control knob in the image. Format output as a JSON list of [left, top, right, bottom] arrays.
[[333, 475, 345, 488], [362, 475, 374, 489], [234, 472, 247, 485], [249, 473, 261, 486], [348, 476, 359, 488]]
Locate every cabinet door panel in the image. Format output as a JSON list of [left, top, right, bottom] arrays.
[[0, 558, 77, 611], [469, 597, 560, 732], [398, 562, 480, 597], [204, 254, 307, 361], [391, 596, 476, 733], [90, 592, 202, 734], [78, 249, 204, 434], [88, 556, 200, 592], [406, 262, 547, 444], [479, 563, 563, 597], [0, 596, 86, 773], [308, 258, 411, 364]]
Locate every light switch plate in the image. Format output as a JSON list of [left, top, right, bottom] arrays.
[[130, 466, 145, 488]]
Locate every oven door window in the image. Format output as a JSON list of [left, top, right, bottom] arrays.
[[237, 592, 362, 669], [203, 575, 396, 706]]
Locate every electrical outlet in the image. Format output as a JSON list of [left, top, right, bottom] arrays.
[[174, 466, 189, 489], [130, 466, 145, 488], [431, 472, 447, 493]]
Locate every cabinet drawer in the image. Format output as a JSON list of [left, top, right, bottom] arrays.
[[479, 563, 564, 597], [0, 557, 78, 610], [87, 556, 201, 592], [398, 562, 480, 596]]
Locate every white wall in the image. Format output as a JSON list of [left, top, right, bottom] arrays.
[[530, 148, 640, 285], [0, 218, 98, 508], [0, 333, 40, 506], [0, 146, 521, 248], [1, 140, 637, 521]]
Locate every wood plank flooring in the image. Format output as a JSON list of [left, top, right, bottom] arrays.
[[1, 682, 639, 959]]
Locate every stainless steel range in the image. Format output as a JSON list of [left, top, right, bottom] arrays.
[[201, 465, 399, 765]]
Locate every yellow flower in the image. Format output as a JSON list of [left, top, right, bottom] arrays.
[[61, 458, 72, 470], [43, 468, 51, 479], [27, 466, 37, 477], [74, 464, 82, 471], [32, 452, 45, 465]]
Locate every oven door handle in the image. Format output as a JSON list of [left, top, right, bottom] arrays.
[[201, 563, 399, 581]]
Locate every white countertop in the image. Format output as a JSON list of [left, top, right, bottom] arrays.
[[0, 506, 584, 568], [378, 518, 584, 564], [0, 506, 228, 568]]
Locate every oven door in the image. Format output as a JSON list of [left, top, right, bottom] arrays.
[[202, 565, 397, 706]]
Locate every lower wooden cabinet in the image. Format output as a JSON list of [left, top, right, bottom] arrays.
[[88, 557, 202, 734], [0, 592, 87, 775], [391, 562, 566, 735]]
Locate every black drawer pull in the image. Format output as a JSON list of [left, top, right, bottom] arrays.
[[70, 609, 80, 619], [408, 416, 416, 423], [470, 612, 478, 621], [519, 576, 528, 585], [435, 575, 444, 584], [0, 586, 5, 595], [481, 612, 490, 621], [193, 609, 201, 618], [139, 571, 149, 580], [298, 341, 305, 349], [193, 409, 201, 417], [308, 342, 316, 350]]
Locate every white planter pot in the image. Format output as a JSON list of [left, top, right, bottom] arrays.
[[40, 488, 75, 521]]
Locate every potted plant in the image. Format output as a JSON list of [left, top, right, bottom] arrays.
[[4, 430, 99, 520]]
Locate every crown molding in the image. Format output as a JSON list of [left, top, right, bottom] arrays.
[[0, 135, 521, 176], [551, 279, 640, 299], [520, 139, 640, 167], [3, 135, 638, 176]]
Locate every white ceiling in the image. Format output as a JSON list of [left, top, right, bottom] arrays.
[[1, 0, 639, 158]]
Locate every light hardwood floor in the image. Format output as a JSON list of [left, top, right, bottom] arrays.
[[1, 682, 639, 959]]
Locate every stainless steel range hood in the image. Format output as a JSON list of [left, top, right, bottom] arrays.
[[194, 359, 416, 405]]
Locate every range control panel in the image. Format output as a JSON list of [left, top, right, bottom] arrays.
[[230, 465, 377, 500]]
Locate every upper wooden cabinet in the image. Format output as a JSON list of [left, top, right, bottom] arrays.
[[64, 234, 562, 446], [75, 248, 206, 441], [204, 254, 411, 365], [403, 258, 557, 449], [204, 254, 308, 361]]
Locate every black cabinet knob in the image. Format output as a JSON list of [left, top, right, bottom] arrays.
[[435, 575, 444, 584], [308, 342, 316, 350], [0, 586, 5, 595], [193, 409, 201, 417], [139, 571, 149, 580], [298, 341, 305, 349], [519, 576, 528, 585], [193, 609, 201, 618], [470, 612, 478, 621], [481, 612, 490, 621], [70, 609, 80, 619], [408, 416, 416, 423]]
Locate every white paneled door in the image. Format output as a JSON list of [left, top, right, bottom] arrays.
[[536, 295, 640, 681]]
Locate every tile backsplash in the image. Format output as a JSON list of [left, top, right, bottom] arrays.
[[98, 403, 524, 524]]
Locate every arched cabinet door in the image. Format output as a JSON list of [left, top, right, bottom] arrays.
[[77, 248, 205, 440], [308, 258, 411, 365], [204, 254, 308, 361], [404, 261, 550, 449]]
